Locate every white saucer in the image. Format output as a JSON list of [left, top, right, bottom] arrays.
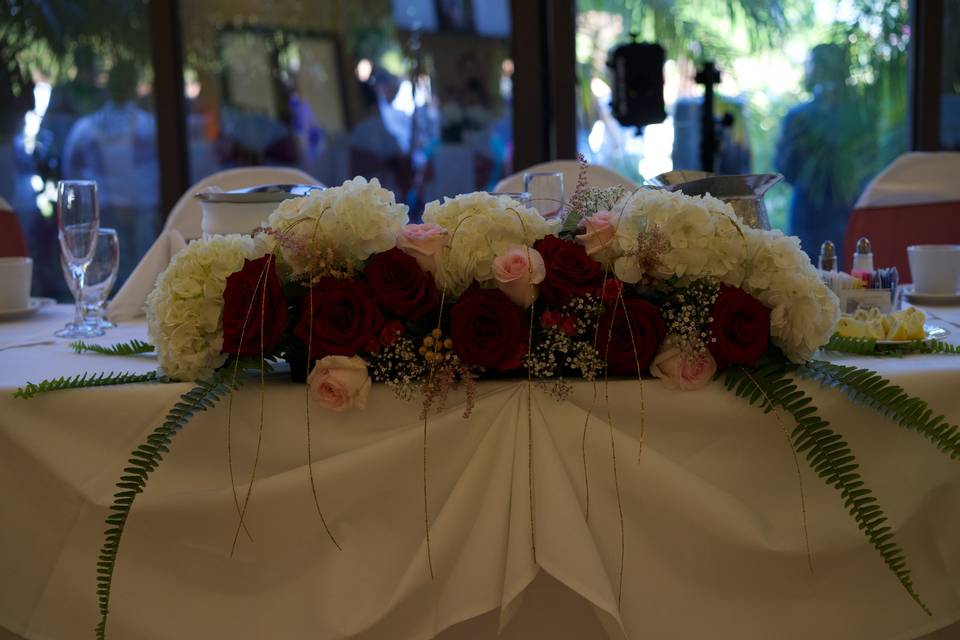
[[904, 286, 960, 305], [0, 297, 56, 321]]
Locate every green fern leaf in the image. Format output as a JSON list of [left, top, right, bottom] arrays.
[[71, 339, 155, 356], [14, 370, 161, 399], [94, 365, 243, 640], [722, 359, 931, 614], [801, 360, 960, 459], [823, 334, 960, 356]]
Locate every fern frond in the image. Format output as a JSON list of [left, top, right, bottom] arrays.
[[801, 360, 960, 459], [14, 370, 161, 399], [722, 360, 931, 614], [95, 366, 241, 640], [823, 334, 960, 356], [71, 339, 155, 356]]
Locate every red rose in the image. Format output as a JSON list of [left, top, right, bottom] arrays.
[[222, 254, 288, 358], [534, 235, 604, 306], [295, 278, 384, 359], [450, 285, 527, 370], [380, 320, 404, 347], [595, 298, 665, 375], [601, 277, 624, 304], [364, 247, 440, 320], [708, 285, 771, 368]]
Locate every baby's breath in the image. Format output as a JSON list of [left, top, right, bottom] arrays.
[[661, 278, 719, 359]]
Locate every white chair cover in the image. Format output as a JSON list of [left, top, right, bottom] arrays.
[[494, 160, 639, 203], [854, 152, 960, 208], [163, 166, 321, 241]]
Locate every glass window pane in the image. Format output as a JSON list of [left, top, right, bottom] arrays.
[[0, 0, 159, 299], [942, 0, 960, 150], [575, 1, 909, 260], [179, 0, 514, 221]]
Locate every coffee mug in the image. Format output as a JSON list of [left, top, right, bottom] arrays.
[[907, 245, 960, 295], [0, 256, 33, 312]]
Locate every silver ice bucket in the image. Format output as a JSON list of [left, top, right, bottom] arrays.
[[649, 172, 783, 230]]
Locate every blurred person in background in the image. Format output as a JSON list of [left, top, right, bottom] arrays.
[[776, 43, 860, 259], [62, 58, 159, 284]]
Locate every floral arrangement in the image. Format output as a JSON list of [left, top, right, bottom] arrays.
[[15, 169, 960, 638]]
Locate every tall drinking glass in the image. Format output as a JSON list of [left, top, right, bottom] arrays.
[[523, 172, 565, 220], [61, 228, 120, 330], [56, 180, 102, 338]]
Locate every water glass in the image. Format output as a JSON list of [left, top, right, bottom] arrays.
[[523, 172, 565, 220], [56, 180, 102, 338], [61, 228, 120, 330], [492, 191, 532, 208]]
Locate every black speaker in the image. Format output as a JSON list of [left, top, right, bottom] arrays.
[[606, 41, 666, 129]]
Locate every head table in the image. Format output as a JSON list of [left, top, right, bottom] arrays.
[[1, 304, 959, 640]]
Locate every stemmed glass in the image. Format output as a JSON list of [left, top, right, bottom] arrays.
[[523, 172, 565, 220], [56, 180, 103, 338], [61, 228, 120, 330]]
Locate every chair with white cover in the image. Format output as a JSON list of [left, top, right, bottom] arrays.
[[163, 165, 321, 241], [844, 152, 960, 280], [108, 166, 321, 321], [493, 160, 639, 203]]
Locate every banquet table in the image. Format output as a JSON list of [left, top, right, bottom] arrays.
[[2, 305, 960, 640]]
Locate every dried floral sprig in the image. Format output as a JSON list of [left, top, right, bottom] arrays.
[[259, 226, 356, 282], [525, 294, 604, 399], [420, 356, 481, 419], [562, 155, 628, 235], [634, 225, 670, 278], [661, 278, 720, 359]]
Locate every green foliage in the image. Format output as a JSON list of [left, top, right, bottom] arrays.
[[94, 365, 244, 640], [13, 370, 161, 399], [801, 361, 960, 460], [822, 334, 960, 356], [722, 357, 931, 614], [71, 339, 155, 357]]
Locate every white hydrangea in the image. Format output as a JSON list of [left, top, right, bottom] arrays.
[[146, 235, 262, 381], [265, 176, 408, 272], [730, 228, 840, 362], [422, 192, 557, 294], [606, 188, 746, 285], [590, 188, 839, 361]]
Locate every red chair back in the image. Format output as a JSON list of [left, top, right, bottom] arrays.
[[844, 201, 960, 281], [0, 209, 28, 258]]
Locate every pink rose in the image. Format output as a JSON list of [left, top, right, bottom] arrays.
[[307, 355, 372, 411], [649, 346, 716, 391], [576, 210, 617, 258], [491, 246, 546, 308], [396, 223, 448, 274]]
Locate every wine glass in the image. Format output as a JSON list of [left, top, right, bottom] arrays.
[[523, 172, 565, 220], [61, 228, 120, 330], [56, 180, 103, 338]]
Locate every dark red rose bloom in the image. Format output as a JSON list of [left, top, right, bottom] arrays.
[[450, 285, 527, 370], [595, 298, 666, 375], [364, 248, 440, 320], [708, 285, 771, 368], [222, 254, 288, 358], [534, 235, 604, 306], [601, 277, 624, 305], [295, 278, 384, 359], [380, 320, 404, 347]]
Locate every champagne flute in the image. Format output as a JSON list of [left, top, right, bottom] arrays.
[[56, 180, 103, 338], [61, 228, 120, 330]]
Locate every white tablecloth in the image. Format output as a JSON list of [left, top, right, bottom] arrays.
[[2, 306, 960, 640]]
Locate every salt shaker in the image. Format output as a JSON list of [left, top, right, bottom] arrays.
[[852, 237, 874, 272], [818, 240, 838, 272]]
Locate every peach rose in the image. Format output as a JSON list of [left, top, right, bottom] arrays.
[[576, 210, 617, 258], [649, 346, 716, 391], [396, 223, 448, 274], [307, 355, 371, 411], [491, 246, 546, 308]]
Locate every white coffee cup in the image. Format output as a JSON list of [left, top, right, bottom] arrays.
[[0, 257, 33, 312], [907, 245, 960, 294]]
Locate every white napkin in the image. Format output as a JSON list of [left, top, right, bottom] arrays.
[[107, 229, 187, 321]]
